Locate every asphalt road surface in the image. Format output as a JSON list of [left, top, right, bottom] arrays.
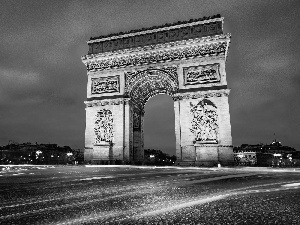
[[0, 165, 300, 224]]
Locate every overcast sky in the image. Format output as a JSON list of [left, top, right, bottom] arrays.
[[1, 0, 299, 156]]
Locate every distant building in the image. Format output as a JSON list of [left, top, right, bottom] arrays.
[[233, 140, 299, 167], [0, 142, 81, 165]]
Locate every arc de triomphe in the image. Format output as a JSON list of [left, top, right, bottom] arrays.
[[81, 14, 233, 166]]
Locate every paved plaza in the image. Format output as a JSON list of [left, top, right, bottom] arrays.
[[1, 165, 300, 224]]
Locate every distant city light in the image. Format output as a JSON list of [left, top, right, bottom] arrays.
[[36, 150, 42, 155], [150, 155, 155, 158], [273, 153, 281, 157]]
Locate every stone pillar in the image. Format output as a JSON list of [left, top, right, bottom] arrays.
[[174, 100, 182, 161], [93, 142, 111, 163], [123, 101, 131, 163], [140, 112, 145, 162], [194, 143, 219, 166], [216, 95, 234, 165], [84, 99, 128, 164], [175, 98, 196, 166], [173, 91, 233, 166], [132, 109, 144, 163]]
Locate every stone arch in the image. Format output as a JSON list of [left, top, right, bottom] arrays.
[[82, 15, 234, 166], [125, 67, 178, 111]]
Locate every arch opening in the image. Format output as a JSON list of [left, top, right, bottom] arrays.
[[125, 68, 178, 112], [143, 94, 176, 161]]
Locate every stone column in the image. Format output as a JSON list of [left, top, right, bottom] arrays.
[[84, 99, 130, 164], [174, 100, 182, 162], [123, 100, 131, 163], [176, 98, 196, 165], [216, 95, 234, 165], [132, 109, 144, 163]]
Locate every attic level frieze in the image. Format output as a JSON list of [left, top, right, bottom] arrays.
[[87, 16, 224, 54], [82, 35, 230, 72], [89, 16, 223, 42], [82, 34, 231, 60]]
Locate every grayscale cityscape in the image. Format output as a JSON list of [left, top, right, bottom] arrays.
[[1, 0, 300, 224]]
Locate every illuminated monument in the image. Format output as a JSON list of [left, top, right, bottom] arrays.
[[81, 14, 233, 166]]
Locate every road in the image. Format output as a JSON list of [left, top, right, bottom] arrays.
[[0, 165, 300, 224]]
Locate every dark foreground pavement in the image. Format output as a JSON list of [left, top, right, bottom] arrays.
[[0, 165, 300, 224]]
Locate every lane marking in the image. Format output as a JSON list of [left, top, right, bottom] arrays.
[[282, 182, 300, 187], [140, 195, 230, 217], [79, 176, 114, 181], [0, 186, 164, 220]]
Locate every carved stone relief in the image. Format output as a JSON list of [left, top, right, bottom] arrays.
[[172, 89, 230, 101], [91, 75, 119, 94], [85, 41, 227, 71], [125, 67, 178, 110], [94, 109, 114, 144], [190, 99, 218, 143], [184, 63, 220, 85], [125, 67, 178, 93], [85, 98, 131, 108], [133, 111, 140, 129]]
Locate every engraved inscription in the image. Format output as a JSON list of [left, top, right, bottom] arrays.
[[91, 76, 120, 94], [184, 63, 220, 85]]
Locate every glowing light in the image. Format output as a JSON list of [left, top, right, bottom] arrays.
[[36, 150, 42, 155]]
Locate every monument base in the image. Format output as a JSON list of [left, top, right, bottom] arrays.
[[177, 144, 234, 167]]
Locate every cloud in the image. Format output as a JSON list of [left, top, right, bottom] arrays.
[[0, 67, 43, 104], [1, 68, 40, 86]]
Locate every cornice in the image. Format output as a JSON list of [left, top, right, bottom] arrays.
[[84, 98, 131, 108], [83, 34, 230, 61], [173, 89, 230, 101], [88, 17, 223, 43], [195, 145, 233, 147]]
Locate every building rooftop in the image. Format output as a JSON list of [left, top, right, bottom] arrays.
[[87, 14, 224, 54], [89, 14, 222, 41]]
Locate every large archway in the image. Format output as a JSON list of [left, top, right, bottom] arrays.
[[143, 94, 176, 157], [82, 14, 234, 166]]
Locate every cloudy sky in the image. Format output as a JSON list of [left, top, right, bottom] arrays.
[[1, 0, 299, 155]]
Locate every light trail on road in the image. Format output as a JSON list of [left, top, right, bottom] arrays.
[[1, 166, 300, 224]]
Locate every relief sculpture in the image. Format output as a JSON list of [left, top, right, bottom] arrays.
[[91, 76, 119, 94], [94, 109, 114, 144], [133, 111, 140, 129], [184, 63, 220, 85], [85, 41, 227, 71], [190, 99, 218, 143]]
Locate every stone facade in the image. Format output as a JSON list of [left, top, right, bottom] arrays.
[[82, 15, 233, 165]]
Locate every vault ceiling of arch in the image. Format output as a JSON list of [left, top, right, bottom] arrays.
[[125, 67, 178, 110]]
